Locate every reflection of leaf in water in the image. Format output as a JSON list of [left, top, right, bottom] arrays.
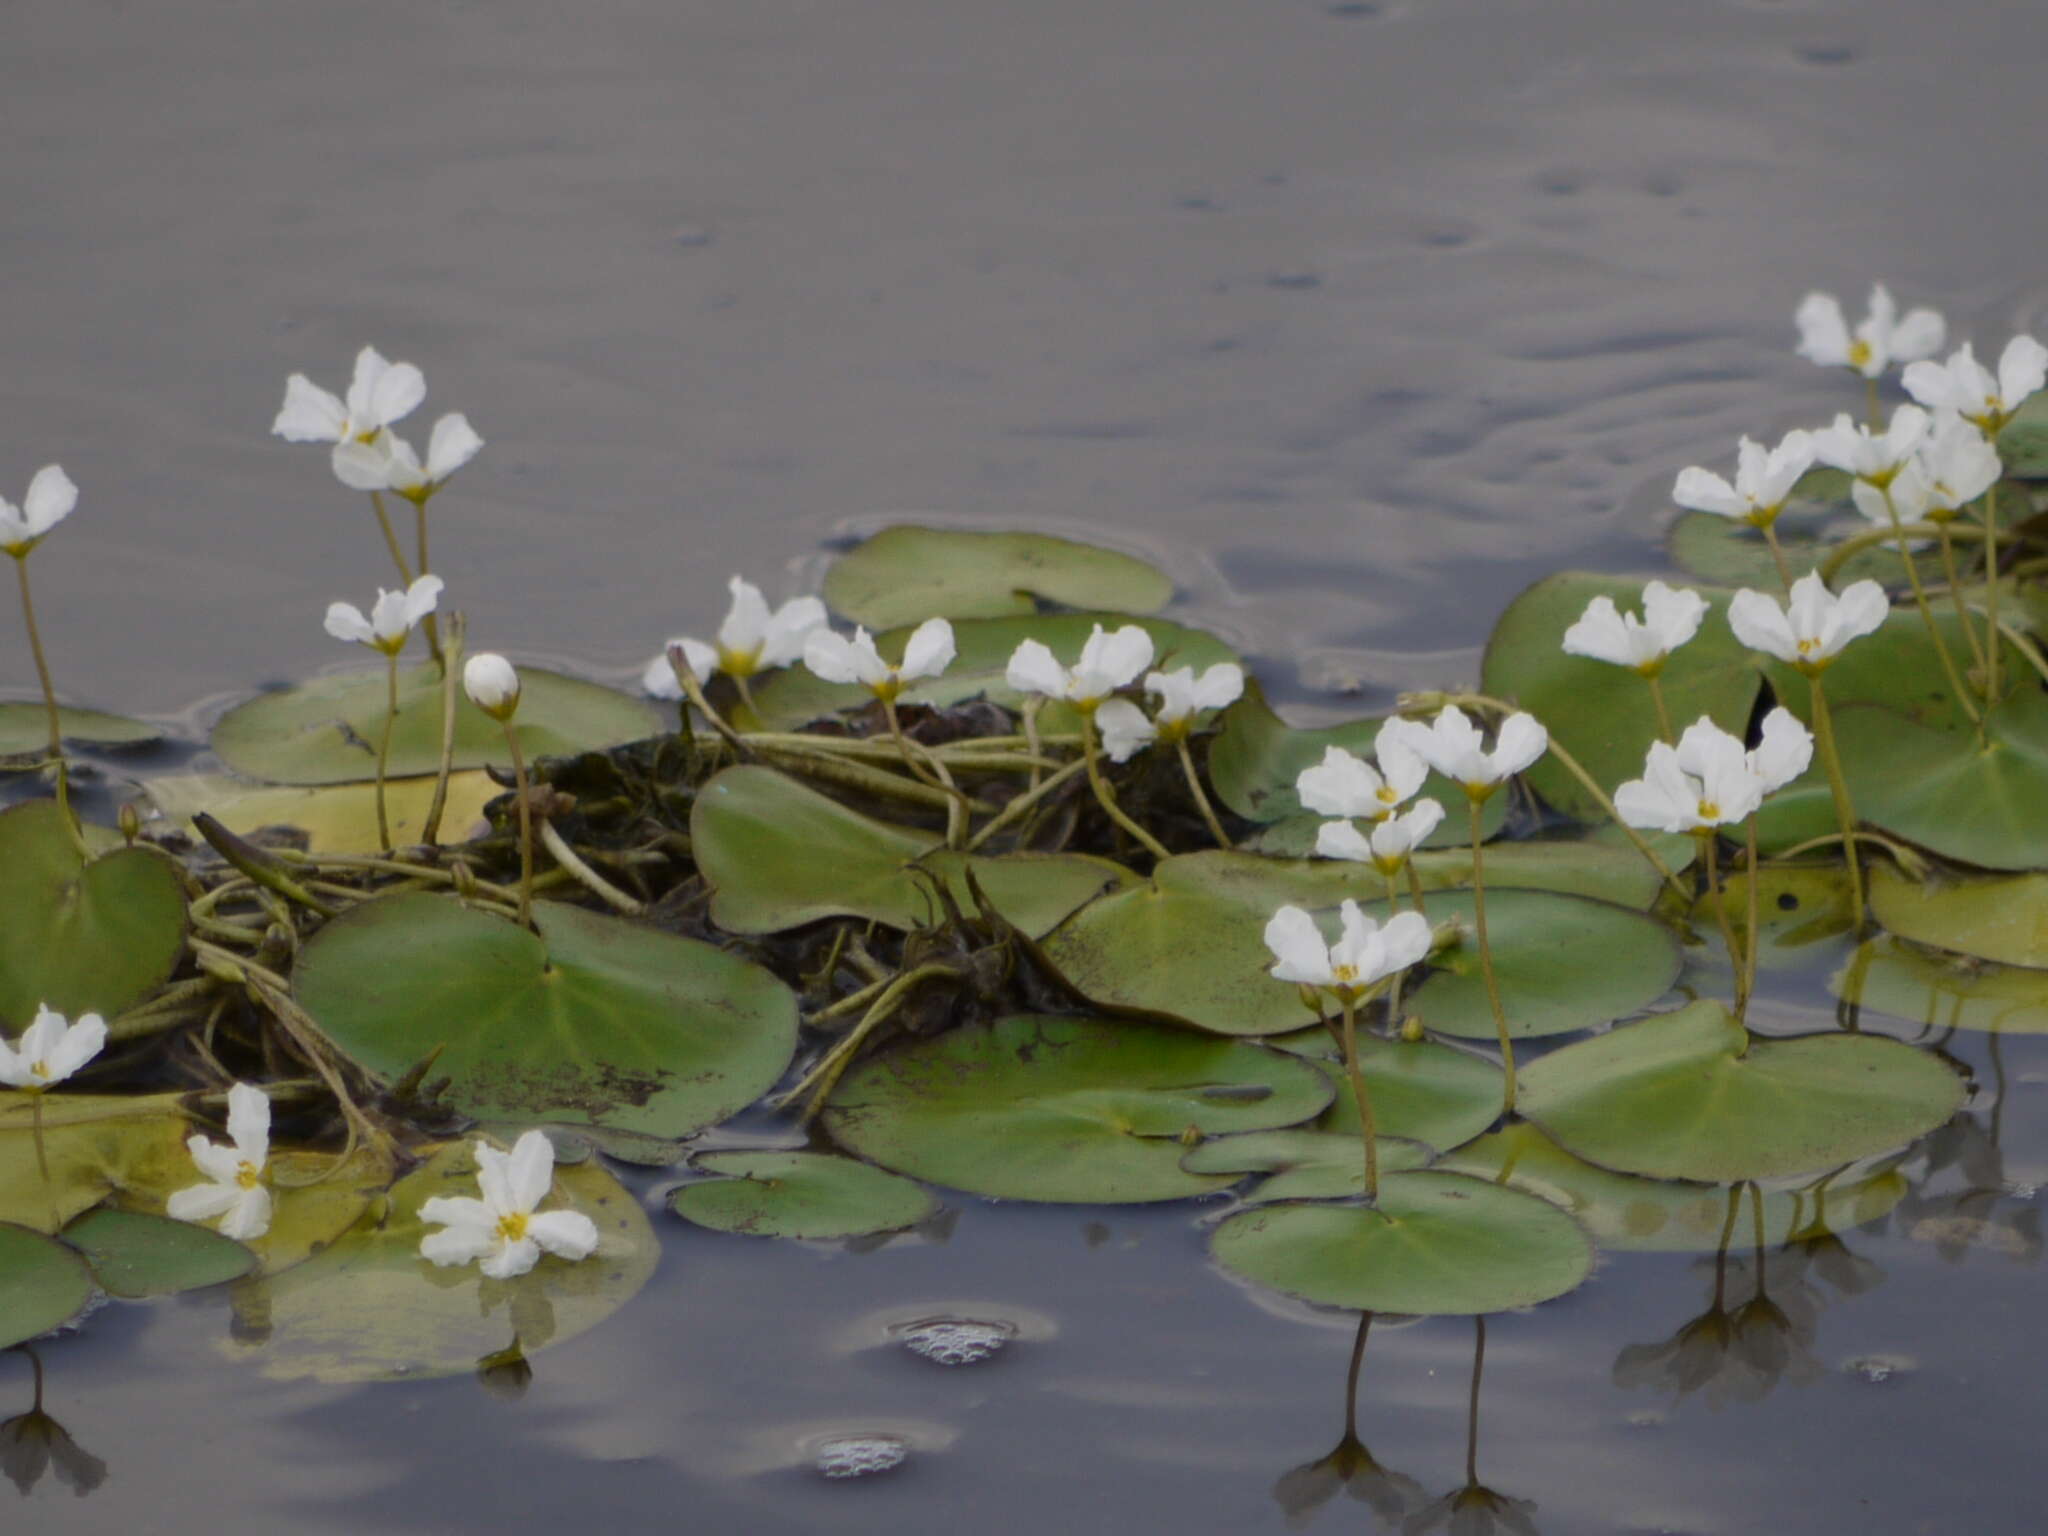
[[1274, 1437, 1426, 1529]]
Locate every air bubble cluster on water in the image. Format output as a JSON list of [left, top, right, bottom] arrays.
[[814, 1434, 909, 1480], [891, 1316, 1018, 1367]]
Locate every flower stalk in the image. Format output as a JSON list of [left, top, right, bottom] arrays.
[[1466, 795, 1516, 1116], [1807, 676, 1863, 930]]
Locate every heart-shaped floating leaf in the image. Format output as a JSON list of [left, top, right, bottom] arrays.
[[211, 663, 657, 785], [748, 611, 1239, 732], [0, 1091, 192, 1232], [822, 526, 1173, 630], [1666, 509, 1912, 592], [1437, 1122, 1908, 1253], [1694, 864, 1855, 972], [0, 800, 188, 1030], [1205, 680, 1503, 839], [1832, 690, 2048, 871], [1292, 1039, 1505, 1153], [821, 1014, 1332, 1204], [144, 771, 500, 853], [220, 1139, 655, 1384], [0, 1223, 93, 1348], [1518, 1000, 1965, 1182], [61, 1208, 254, 1298], [294, 893, 798, 1141], [670, 1150, 937, 1239], [1180, 1129, 1432, 1203], [1481, 573, 1759, 823], [0, 703, 160, 758], [1207, 1171, 1593, 1315], [691, 764, 1134, 936], [1039, 854, 1677, 1039], [1833, 937, 2048, 1035], [1867, 863, 2048, 967]]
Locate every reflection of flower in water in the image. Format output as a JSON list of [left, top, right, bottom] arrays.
[[1, 1349, 106, 1499], [1403, 1482, 1542, 1536], [1271, 1313, 1427, 1530], [1895, 1106, 2044, 1267]]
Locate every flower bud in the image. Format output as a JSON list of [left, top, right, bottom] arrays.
[[118, 801, 141, 845], [463, 652, 521, 722]]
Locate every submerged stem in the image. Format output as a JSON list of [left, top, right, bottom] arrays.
[[1468, 795, 1516, 1116]]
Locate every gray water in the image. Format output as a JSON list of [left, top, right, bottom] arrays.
[[8, 0, 2047, 1529]]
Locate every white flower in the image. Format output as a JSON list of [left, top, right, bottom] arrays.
[[1005, 625, 1155, 711], [659, 577, 827, 689], [1613, 710, 1812, 834], [333, 415, 485, 503], [0, 1004, 105, 1089], [1795, 285, 1946, 379], [1263, 901, 1433, 1003], [1385, 706, 1547, 798], [463, 653, 522, 721], [166, 1084, 272, 1242], [1145, 663, 1244, 741], [418, 1130, 600, 1281], [1094, 699, 1158, 762], [1295, 730, 1428, 822], [1812, 406, 1929, 488], [272, 345, 427, 446], [1902, 337, 2048, 432], [0, 466, 79, 559], [803, 618, 955, 702], [1561, 581, 1708, 676], [1671, 431, 1815, 528], [1854, 412, 2000, 527], [1314, 798, 1446, 876], [1726, 570, 1888, 674], [323, 574, 445, 656]]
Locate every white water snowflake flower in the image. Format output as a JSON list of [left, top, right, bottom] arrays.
[[1854, 412, 2000, 527], [418, 1131, 599, 1281], [323, 574, 445, 656], [0, 466, 78, 559], [1726, 571, 1887, 675], [166, 1083, 273, 1242], [1902, 336, 2048, 433], [1613, 711, 1811, 834], [1795, 285, 1945, 379], [1560, 581, 1708, 677], [1671, 431, 1816, 530], [0, 1004, 105, 1090], [1144, 664, 1244, 742], [272, 346, 427, 447], [1093, 698, 1158, 762], [1264, 901, 1433, 1004], [1004, 625, 1155, 711], [1314, 798, 1446, 876], [332, 415, 485, 503], [462, 653, 522, 722], [803, 618, 956, 702], [1811, 406, 1929, 489], [1294, 727, 1428, 823], [1384, 706, 1547, 799]]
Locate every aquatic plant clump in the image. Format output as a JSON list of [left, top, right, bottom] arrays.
[[0, 297, 2031, 1379]]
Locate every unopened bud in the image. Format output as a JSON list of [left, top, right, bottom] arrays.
[[463, 652, 522, 722], [118, 801, 141, 845]]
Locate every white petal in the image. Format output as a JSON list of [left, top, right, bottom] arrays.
[[1005, 639, 1070, 698], [225, 1083, 271, 1163], [330, 438, 395, 492], [1190, 663, 1245, 712], [424, 413, 484, 480], [1750, 707, 1814, 794], [1642, 582, 1707, 652], [41, 1015, 105, 1082], [1560, 597, 1633, 668], [898, 618, 956, 681], [1313, 820, 1374, 863], [420, 1223, 498, 1268], [1888, 307, 1947, 366], [402, 574, 445, 629], [1826, 580, 1890, 654], [364, 356, 426, 430], [718, 577, 772, 654], [21, 466, 78, 538], [527, 1210, 599, 1261], [186, 1134, 243, 1186], [1295, 747, 1382, 819], [1373, 910, 1435, 976], [1144, 667, 1197, 723], [1794, 292, 1851, 368], [419, 1194, 494, 1232], [642, 653, 685, 699], [323, 602, 375, 646], [1263, 905, 1332, 986], [1672, 466, 1746, 518], [474, 1143, 516, 1216], [1489, 714, 1548, 778], [804, 631, 875, 686], [1094, 699, 1157, 762], [218, 1187, 273, 1242], [481, 1236, 541, 1280], [504, 1130, 556, 1213], [1087, 625, 1155, 693], [1726, 589, 1797, 662], [272, 375, 347, 442], [166, 1182, 240, 1223], [760, 597, 829, 667]]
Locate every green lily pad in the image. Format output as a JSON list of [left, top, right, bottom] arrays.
[[691, 764, 1135, 936], [61, 1208, 254, 1298], [1039, 854, 1678, 1040], [0, 704, 160, 758], [748, 611, 1239, 732], [1207, 1171, 1593, 1315], [1997, 393, 2048, 478], [0, 1091, 192, 1232], [1437, 1122, 1907, 1253], [0, 799, 188, 1030], [1518, 1000, 1965, 1182], [1833, 690, 2048, 871], [0, 1224, 93, 1348], [222, 1139, 656, 1384], [1666, 509, 1914, 592], [1297, 1039, 1505, 1153], [1757, 605, 2019, 737], [1695, 864, 1855, 971], [144, 771, 501, 853], [820, 1014, 1333, 1204], [1180, 1129, 1433, 1203], [211, 663, 657, 786], [822, 526, 1173, 630], [1868, 863, 2048, 967], [1205, 681, 1503, 839], [669, 1151, 938, 1239], [294, 892, 798, 1141], [1833, 936, 2048, 1036], [1750, 779, 1843, 857]]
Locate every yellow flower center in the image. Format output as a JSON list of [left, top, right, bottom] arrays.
[[1847, 339, 1872, 369], [236, 1160, 261, 1191], [1331, 963, 1359, 985], [496, 1211, 530, 1244], [30, 1061, 50, 1080], [1375, 785, 1398, 804], [1696, 799, 1720, 822], [1796, 637, 1820, 656], [720, 644, 763, 679]]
